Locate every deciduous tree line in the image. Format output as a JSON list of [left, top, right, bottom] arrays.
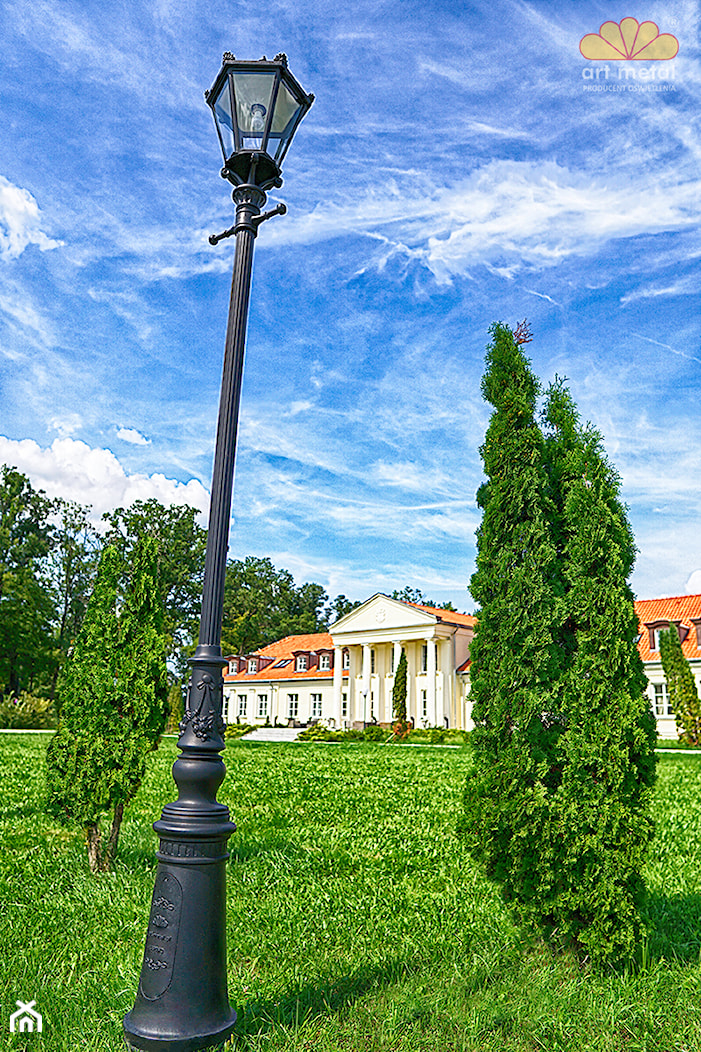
[[0, 465, 208, 701], [1, 460, 459, 706]]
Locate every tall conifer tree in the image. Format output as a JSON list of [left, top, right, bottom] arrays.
[[462, 327, 656, 965], [542, 380, 656, 962], [461, 323, 565, 924], [659, 625, 701, 744], [392, 650, 408, 725], [46, 537, 168, 872]]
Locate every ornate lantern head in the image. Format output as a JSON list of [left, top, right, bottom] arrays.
[[206, 53, 314, 191]]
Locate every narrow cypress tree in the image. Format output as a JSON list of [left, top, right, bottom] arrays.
[[392, 650, 408, 733], [46, 537, 168, 872], [659, 625, 701, 744], [461, 323, 565, 925], [542, 380, 656, 963], [462, 328, 655, 966]]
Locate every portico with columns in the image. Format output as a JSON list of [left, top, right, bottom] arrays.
[[329, 594, 476, 730]]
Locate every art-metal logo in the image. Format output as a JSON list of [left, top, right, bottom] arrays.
[[579, 17, 679, 60]]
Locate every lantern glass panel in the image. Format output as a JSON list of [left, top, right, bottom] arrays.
[[232, 72, 277, 151], [213, 76, 235, 156], [269, 80, 305, 161]]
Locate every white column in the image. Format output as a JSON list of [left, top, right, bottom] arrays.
[[333, 646, 343, 728], [348, 646, 358, 725], [391, 641, 402, 721], [362, 644, 372, 722], [427, 638, 437, 726]]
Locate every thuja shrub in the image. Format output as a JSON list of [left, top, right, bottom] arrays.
[[46, 539, 168, 872], [461, 324, 565, 947], [541, 380, 656, 964], [659, 625, 701, 745], [392, 650, 408, 723], [460, 325, 656, 967]]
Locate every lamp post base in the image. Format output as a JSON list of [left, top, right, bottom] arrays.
[[123, 803, 237, 1051], [123, 852, 237, 1052], [124, 1016, 236, 1052]]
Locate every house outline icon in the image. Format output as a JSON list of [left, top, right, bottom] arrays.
[[9, 1000, 43, 1034]]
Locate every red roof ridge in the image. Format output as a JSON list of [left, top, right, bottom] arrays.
[[410, 602, 477, 627], [635, 593, 701, 605]]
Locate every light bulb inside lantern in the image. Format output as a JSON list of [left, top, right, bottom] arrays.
[[250, 104, 266, 133]]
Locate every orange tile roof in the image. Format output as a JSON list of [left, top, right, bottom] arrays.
[[224, 633, 339, 683], [256, 632, 334, 657], [634, 595, 701, 662], [411, 604, 478, 628]]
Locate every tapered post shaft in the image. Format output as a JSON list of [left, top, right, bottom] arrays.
[[124, 183, 267, 1052]]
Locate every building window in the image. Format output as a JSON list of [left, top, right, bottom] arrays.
[[370, 649, 376, 674], [421, 689, 428, 718], [247, 658, 257, 673], [342, 649, 350, 669], [296, 655, 308, 672], [288, 694, 299, 718], [311, 693, 322, 718], [421, 645, 428, 673], [257, 694, 268, 718], [319, 653, 331, 670], [341, 693, 348, 718], [653, 629, 664, 652], [654, 683, 674, 717], [237, 694, 247, 718], [390, 648, 395, 673]]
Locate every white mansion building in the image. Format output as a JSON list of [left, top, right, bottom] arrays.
[[222, 592, 701, 738]]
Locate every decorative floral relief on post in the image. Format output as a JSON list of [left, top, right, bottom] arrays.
[[139, 872, 183, 1000], [180, 672, 226, 741]]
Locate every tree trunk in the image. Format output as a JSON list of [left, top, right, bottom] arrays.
[[102, 802, 124, 871], [85, 822, 102, 873]]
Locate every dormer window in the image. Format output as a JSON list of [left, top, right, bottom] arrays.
[[646, 620, 687, 651], [248, 658, 258, 674], [296, 654, 308, 672], [319, 653, 332, 670], [646, 621, 671, 651], [342, 649, 350, 670]]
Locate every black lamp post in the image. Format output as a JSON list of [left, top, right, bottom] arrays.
[[123, 53, 313, 1052]]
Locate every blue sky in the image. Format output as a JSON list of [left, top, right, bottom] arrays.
[[0, 0, 699, 609]]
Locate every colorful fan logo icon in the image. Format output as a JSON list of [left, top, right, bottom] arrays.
[[580, 17, 679, 60]]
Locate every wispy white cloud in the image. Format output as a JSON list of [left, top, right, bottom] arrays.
[[265, 160, 700, 286], [268, 547, 473, 604], [116, 427, 151, 446], [0, 176, 62, 260], [621, 275, 700, 305], [631, 332, 701, 366]]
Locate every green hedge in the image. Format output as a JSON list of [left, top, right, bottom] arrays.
[[0, 692, 56, 729], [295, 722, 469, 745]]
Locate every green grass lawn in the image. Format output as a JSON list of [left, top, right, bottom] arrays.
[[2, 735, 701, 1051]]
